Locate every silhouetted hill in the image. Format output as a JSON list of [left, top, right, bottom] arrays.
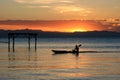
[[0, 29, 120, 38]]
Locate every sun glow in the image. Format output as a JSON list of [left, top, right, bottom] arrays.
[[71, 29, 87, 32]]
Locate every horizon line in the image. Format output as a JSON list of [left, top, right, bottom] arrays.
[[0, 29, 119, 33], [0, 19, 120, 21]]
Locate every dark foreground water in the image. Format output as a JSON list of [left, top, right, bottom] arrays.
[[0, 38, 120, 80]]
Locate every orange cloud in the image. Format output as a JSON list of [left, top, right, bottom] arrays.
[[14, 0, 73, 4], [0, 20, 120, 32], [53, 5, 92, 15], [14, 0, 92, 18]]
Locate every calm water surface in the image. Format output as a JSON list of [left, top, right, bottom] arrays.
[[0, 38, 120, 80]]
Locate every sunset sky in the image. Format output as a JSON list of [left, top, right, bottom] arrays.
[[0, 0, 120, 32]]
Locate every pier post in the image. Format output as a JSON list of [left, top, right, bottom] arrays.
[[28, 36, 31, 51], [8, 35, 10, 52], [12, 35, 15, 52], [35, 35, 37, 51]]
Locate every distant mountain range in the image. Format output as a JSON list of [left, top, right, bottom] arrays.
[[0, 29, 120, 38]]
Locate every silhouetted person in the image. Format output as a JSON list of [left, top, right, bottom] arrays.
[[74, 44, 82, 56]]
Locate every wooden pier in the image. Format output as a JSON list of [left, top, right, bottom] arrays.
[[8, 33, 37, 52]]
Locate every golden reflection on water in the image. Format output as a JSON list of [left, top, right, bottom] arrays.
[[0, 48, 119, 79], [57, 72, 92, 78]]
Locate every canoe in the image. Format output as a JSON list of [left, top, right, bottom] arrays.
[[52, 50, 99, 54], [52, 50, 76, 54]]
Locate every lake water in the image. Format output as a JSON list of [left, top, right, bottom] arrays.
[[0, 38, 120, 80]]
